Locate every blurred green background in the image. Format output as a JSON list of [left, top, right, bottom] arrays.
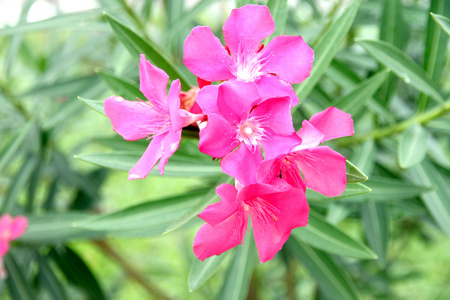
[[0, 0, 449, 299]]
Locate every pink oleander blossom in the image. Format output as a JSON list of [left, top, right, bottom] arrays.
[[196, 80, 300, 161], [0, 214, 28, 279], [104, 54, 204, 180], [183, 4, 314, 106], [258, 107, 354, 197]]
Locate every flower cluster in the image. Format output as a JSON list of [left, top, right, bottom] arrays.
[[104, 5, 354, 263], [0, 214, 28, 278]]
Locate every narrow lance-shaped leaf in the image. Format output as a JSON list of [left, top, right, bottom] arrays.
[[398, 124, 429, 169], [188, 252, 229, 292], [5, 254, 36, 300], [266, 0, 289, 38], [293, 210, 377, 259], [36, 252, 69, 300], [293, 0, 362, 109], [286, 238, 360, 300], [361, 202, 390, 266], [0, 120, 34, 173], [103, 12, 192, 89], [305, 183, 372, 202], [431, 12, 450, 35], [78, 97, 105, 115], [346, 160, 368, 183], [97, 69, 144, 101], [357, 39, 444, 103]]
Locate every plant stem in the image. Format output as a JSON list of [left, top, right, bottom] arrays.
[[92, 240, 174, 300]]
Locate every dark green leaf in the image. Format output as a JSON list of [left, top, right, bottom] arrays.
[[361, 202, 390, 266], [97, 69, 144, 100], [4, 254, 36, 300], [346, 160, 368, 183], [398, 124, 429, 168], [0, 120, 34, 173], [36, 252, 68, 300]]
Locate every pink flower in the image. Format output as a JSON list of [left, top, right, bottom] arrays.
[[258, 107, 354, 197], [104, 54, 204, 180], [183, 4, 314, 106], [0, 214, 28, 257], [193, 180, 309, 263], [196, 81, 300, 161]]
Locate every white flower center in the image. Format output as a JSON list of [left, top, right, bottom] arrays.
[[236, 116, 268, 152]]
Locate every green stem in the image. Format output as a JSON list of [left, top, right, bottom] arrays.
[[341, 99, 450, 145]]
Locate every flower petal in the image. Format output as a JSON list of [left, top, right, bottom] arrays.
[[183, 26, 234, 82], [158, 129, 181, 175], [139, 54, 169, 108], [104, 96, 162, 141], [221, 145, 263, 186], [217, 81, 261, 124], [223, 5, 274, 56], [0, 241, 9, 257], [167, 79, 184, 131], [128, 133, 166, 180], [10, 216, 28, 240], [259, 35, 314, 84], [255, 75, 300, 106], [198, 113, 239, 158], [296, 146, 347, 197], [308, 107, 354, 141], [193, 210, 248, 261], [195, 84, 220, 115], [250, 96, 294, 135], [260, 133, 302, 160], [295, 120, 325, 150], [199, 184, 239, 226]]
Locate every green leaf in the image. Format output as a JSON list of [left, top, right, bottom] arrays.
[[357, 39, 444, 103], [19, 213, 105, 243], [5, 254, 36, 300], [103, 12, 192, 89], [409, 160, 450, 237], [306, 183, 372, 201], [286, 238, 359, 300], [346, 160, 368, 183], [0, 120, 34, 173], [361, 202, 390, 266], [293, 0, 362, 108], [36, 252, 69, 300], [75, 189, 209, 233], [293, 211, 377, 259], [50, 246, 106, 300], [267, 0, 289, 37], [164, 176, 233, 234], [218, 231, 256, 300], [97, 69, 144, 100], [74, 151, 222, 177], [431, 13, 450, 35], [398, 124, 429, 168], [333, 69, 389, 115], [352, 139, 376, 176], [188, 253, 229, 292], [78, 97, 106, 115]]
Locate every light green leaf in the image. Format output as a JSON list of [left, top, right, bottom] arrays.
[[74, 151, 222, 177], [346, 160, 368, 183], [104, 12, 192, 89], [293, 0, 362, 108], [293, 211, 377, 259], [19, 213, 105, 243], [306, 183, 372, 201], [361, 202, 390, 266], [218, 231, 256, 300], [286, 238, 359, 300], [75, 189, 209, 232], [78, 97, 106, 115], [409, 160, 450, 237], [352, 139, 376, 176], [398, 124, 429, 168], [5, 254, 36, 300], [188, 253, 229, 292], [36, 252, 69, 300], [333, 69, 389, 115], [431, 12, 450, 35], [0, 120, 34, 173], [97, 69, 144, 100], [357, 39, 444, 103], [267, 0, 289, 37]]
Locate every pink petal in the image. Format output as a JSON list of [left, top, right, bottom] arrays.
[[199, 184, 239, 226], [0, 215, 12, 233], [167, 79, 184, 131], [296, 146, 347, 197], [260, 133, 302, 160], [0, 241, 9, 257], [139, 54, 169, 108], [255, 75, 300, 106], [128, 133, 166, 180], [193, 210, 248, 261], [308, 107, 354, 141], [259, 35, 314, 84], [195, 85, 220, 115], [223, 5, 274, 57], [250, 96, 294, 135], [158, 129, 181, 175], [104, 96, 163, 141], [198, 113, 239, 158], [217, 81, 261, 124], [221, 145, 263, 186], [295, 120, 325, 150], [10, 216, 28, 240], [183, 26, 234, 82]]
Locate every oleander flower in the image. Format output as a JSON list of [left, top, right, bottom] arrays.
[[183, 4, 314, 106], [104, 54, 204, 180], [0, 214, 28, 279]]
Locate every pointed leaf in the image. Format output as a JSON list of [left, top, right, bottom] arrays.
[[97, 69, 144, 100], [293, 211, 377, 259], [346, 160, 368, 183], [36, 252, 69, 300], [431, 13, 450, 35], [306, 183, 372, 201], [4, 254, 36, 300], [188, 253, 229, 292], [361, 202, 390, 266], [357, 39, 444, 103], [78, 97, 105, 115], [0, 120, 34, 173], [398, 124, 429, 168]]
